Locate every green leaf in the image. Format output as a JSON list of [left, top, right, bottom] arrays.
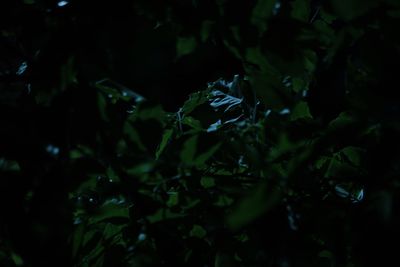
[[180, 135, 198, 165], [215, 251, 236, 267], [201, 20, 215, 42], [156, 129, 174, 159], [137, 105, 165, 121], [214, 195, 234, 207], [11, 253, 23, 266], [244, 47, 288, 109], [69, 149, 83, 159], [72, 223, 85, 259], [303, 50, 317, 73], [81, 234, 104, 266], [106, 167, 120, 182], [269, 133, 297, 160], [290, 101, 313, 120], [89, 203, 129, 225], [324, 154, 358, 178], [315, 156, 330, 170], [330, 0, 379, 21], [194, 142, 222, 167], [313, 19, 336, 47], [328, 112, 354, 129], [0, 158, 20, 172], [319, 250, 333, 258], [103, 223, 123, 240], [341, 146, 364, 166], [124, 123, 147, 151], [97, 93, 109, 121], [251, 0, 275, 34], [125, 162, 154, 175], [320, 9, 336, 24], [227, 182, 282, 230], [200, 176, 216, 188], [147, 208, 185, 223], [183, 197, 202, 210], [292, 77, 307, 93], [291, 0, 311, 22], [324, 156, 342, 178], [245, 46, 274, 72], [190, 224, 207, 239], [181, 90, 210, 115], [180, 135, 221, 167], [82, 229, 102, 249], [177, 36, 197, 58], [167, 192, 179, 207], [182, 116, 203, 130], [60, 56, 77, 90]]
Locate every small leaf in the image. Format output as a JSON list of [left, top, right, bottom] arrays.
[[89, 203, 129, 225], [137, 105, 165, 121], [11, 253, 23, 266], [214, 195, 234, 207], [125, 162, 154, 175], [124, 123, 147, 151], [167, 192, 179, 207], [106, 167, 120, 182], [181, 90, 210, 115], [319, 250, 333, 258], [103, 223, 123, 240], [72, 223, 85, 258], [156, 129, 174, 159], [303, 50, 317, 73], [320, 9, 336, 24], [201, 20, 215, 42], [251, 0, 275, 33], [177, 36, 197, 58], [200, 176, 216, 188], [314, 156, 330, 170], [70, 150, 83, 159], [290, 101, 313, 120], [194, 142, 222, 167], [82, 229, 102, 249], [227, 182, 282, 230], [215, 251, 236, 267], [292, 77, 307, 93], [291, 0, 310, 22], [190, 224, 207, 238], [0, 158, 20, 172], [330, 0, 378, 21], [147, 208, 185, 223], [341, 146, 364, 166], [182, 116, 203, 130], [180, 135, 198, 165], [324, 154, 357, 178], [328, 112, 354, 129]]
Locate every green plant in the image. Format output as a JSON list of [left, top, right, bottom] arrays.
[[1, 0, 400, 266]]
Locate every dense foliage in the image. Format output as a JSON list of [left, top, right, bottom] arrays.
[[1, 0, 400, 266]]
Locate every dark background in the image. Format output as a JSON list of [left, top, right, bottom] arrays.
[[1, 0, 400, 266]]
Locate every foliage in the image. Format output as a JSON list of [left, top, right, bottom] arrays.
[[1, 0, 400, 267]]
